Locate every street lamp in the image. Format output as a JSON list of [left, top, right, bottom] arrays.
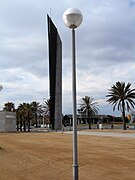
[[63, 8, 83, 180]]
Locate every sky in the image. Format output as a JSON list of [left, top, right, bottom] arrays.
[[0, 0, 135, 116]]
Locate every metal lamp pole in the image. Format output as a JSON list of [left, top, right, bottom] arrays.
[[72, 27, 78, 180], [63, 8, 83, 180]]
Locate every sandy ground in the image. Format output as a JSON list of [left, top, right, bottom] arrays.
[[0, 131, 135, 180]]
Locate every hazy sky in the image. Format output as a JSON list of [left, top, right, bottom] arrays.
[[0, 0, 135, 116]]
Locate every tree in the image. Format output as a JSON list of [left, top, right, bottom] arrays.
[[23, 103, 33, 132], [78, 96, 99, 129], [42, 99, 50, 115], [3, 102, 15, 112], [31, 101, 41, 128], [17, 103, 33, 132], [16, 108, 21, 131], [106, 81, 135, 130], [17, 103, 27, 131], [41, 99, 50, 126]]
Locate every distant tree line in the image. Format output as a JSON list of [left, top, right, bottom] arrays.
[[2, 100, 50, 132], [2, 81, 135, 131]]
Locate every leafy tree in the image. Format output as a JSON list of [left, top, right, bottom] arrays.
[[106, 81, 135, 130], [78, 96, 99, 129]]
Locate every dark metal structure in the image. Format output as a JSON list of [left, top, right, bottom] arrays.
[[47, 15, 62, 130]]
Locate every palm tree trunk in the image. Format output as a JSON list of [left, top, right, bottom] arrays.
[[20, 115, 22, 131], [88, 119, 91, 129], [23, 120, 26, 132], [28, 113, 30, 132], [16, 118, 19, 131], [35, 113, 38, 128], [88, 112, 91, 129], [122, 100, 126, 130]]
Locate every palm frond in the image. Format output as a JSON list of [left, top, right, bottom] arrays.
[[106, 81, 135, 114]]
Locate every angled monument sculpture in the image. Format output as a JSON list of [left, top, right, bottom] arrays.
[[47, 15, 62, 130]]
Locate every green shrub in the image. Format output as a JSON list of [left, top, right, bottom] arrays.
[[115, 117, 129, 123], [115, 117, 123, 122]]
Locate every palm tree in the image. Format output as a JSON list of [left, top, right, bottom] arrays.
[[3, 102, 15, 112], [106, 81, 135, 130], [41, 99, 50, 127], [24, 103, 33, 132], [31, 101, 41, 128], [78, 96, 99, 129], [16, 108, 21, 131], [42, 99, 50, 115], [17, 103, 33, 132], [16, 104, 26, 131], [17, 103, 27, 131]]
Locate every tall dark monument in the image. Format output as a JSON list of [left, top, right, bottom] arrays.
[[47, 15, 62, 130]]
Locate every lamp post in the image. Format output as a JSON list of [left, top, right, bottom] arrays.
[[63, 8, 83, 180]]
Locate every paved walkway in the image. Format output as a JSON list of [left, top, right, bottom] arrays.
[[65, 131, 135, 138]]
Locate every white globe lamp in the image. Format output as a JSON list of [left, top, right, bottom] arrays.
[[63, 8, 83, 29]]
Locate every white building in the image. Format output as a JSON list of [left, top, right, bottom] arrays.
[[0, 111, 16, 132]]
